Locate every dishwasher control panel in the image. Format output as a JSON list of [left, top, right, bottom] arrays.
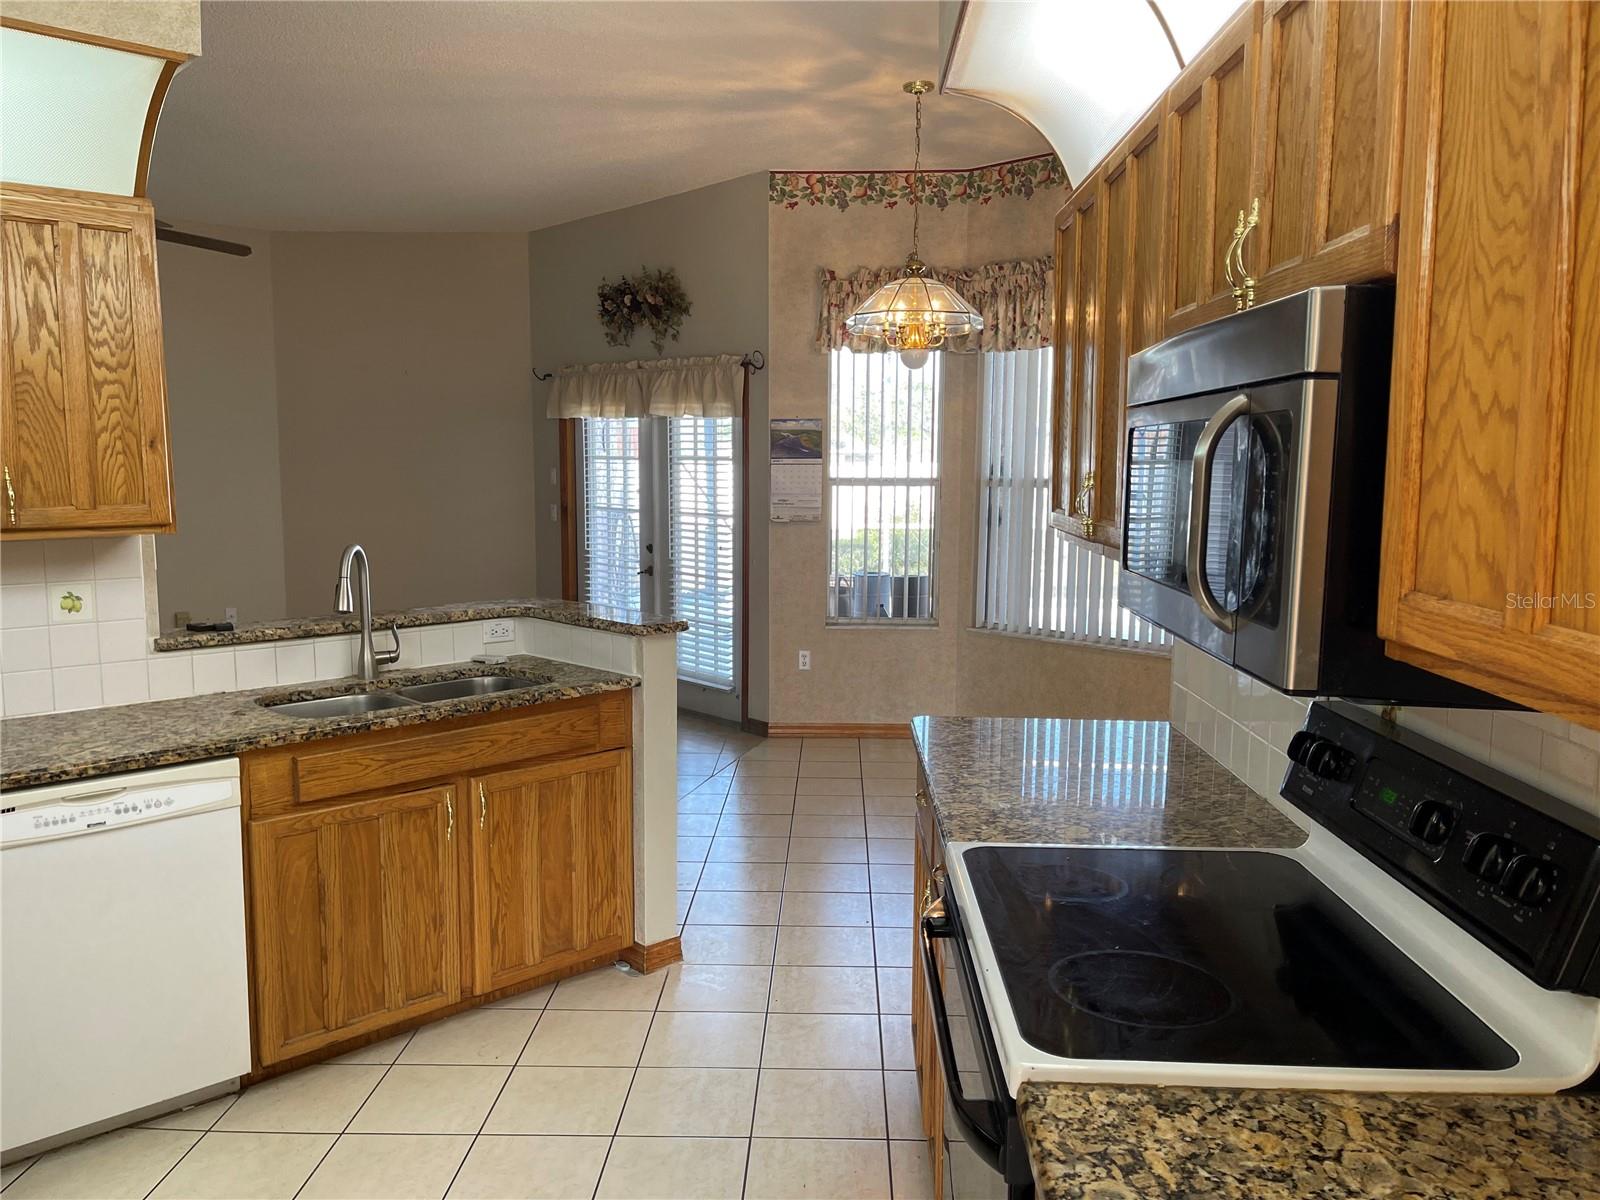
[[1, 779, 236, 846]]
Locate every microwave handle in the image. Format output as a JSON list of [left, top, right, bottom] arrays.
[[1187, 393, 1250, 632]]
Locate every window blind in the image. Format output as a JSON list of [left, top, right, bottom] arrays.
[[975, 348, 1168, 650], [668, 417, 736, 688], [827, 348, 941, 623], [580, 417, 643, 612]]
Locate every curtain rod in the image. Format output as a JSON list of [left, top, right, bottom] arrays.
[[533, 350, 764, 382]]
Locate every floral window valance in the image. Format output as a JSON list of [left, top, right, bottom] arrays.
[[816, 257, 1053, 354]]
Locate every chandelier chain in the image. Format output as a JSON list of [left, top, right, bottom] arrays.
[[912, 88, 922, 256]]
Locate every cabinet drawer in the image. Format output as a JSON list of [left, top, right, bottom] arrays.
[[245, 691, 631, 815]]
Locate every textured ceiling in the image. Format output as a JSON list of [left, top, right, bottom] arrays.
[[148, 0, 1047, 232]]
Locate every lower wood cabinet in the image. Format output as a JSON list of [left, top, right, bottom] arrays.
[[248, 785, 460, 1066], [470, 749, 633, 994], [911, 781, 946, 1200]]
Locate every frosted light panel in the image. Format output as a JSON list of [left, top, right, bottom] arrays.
[[0, 28, 164, 196], [946, 0, 1182, 186]]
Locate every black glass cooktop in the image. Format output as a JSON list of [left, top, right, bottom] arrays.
[[963, 845, 1517, 1070]]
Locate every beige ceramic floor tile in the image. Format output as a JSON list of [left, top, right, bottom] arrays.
[[861, 761, 916, 779], [869, 865, 914, 893], [678, 752, 723, 775], [779, 891, 873, 926], [800, 742, 861, 761], [678, 812, 720, 837], [548, 965, 667, 1010], [696, 861, 786, 891], [890, 1139, 937, 1200], [446, 1134, 610, 1200], [678, 835, 712, 862], [775, 925, 877, 967], [712, 813, 792, 839], [768, 965, 879, 1014], [678, 923, 778, 965], [483, 1065, 633, 1134], [753, 1068, 887, 1138], [788, 836, 868, 863], [884, 1071, 924, 1140], [867, 838, 913, 865], [347, 1065, 510, 1134], [734, 759, 800, 778], [596, 1136, 749, 1200], [0, 1158, 35, 1190], [400, 1008, 539, 1066], [727, 775, 798, 796], [880, 1016, 914, 1070], [803, 737, 860, 752], [659, 963, 772, 1012], [860, 740, 917, 760], [329, 1031, 415, 1064], [616, 1067, 757, 1136], [744, 1138, 890, 1200], [640, 1010, 767, 1067], [793, 791, 865, 813], [741, 741, 801, 760], [866, 815, 916, 839], [518, 1008, 652, 1066], [783, 862, 869, 892], [678, 890, 694, 923], [723, 794, 797, 816], [140, 1093, 237, 1131], [797, 760, 862, 779], [485, 982, 554, 1011], [761, 1013, 882, 1069], [148, 1131, 335, 1199], [707, 835, 790, 863], [863, 780, 917, 799], [678, 789, 728, 814], [874, 926, 912, 967], [214, 1064, 386, 1133], [679, 860, 705, 889], [877, 967, 913, 1015], [871, 893, 913, 926], [299, 1133, 472, 1199], [4, 1128, 199, 1200], [687, 889, 783, 926], [791, 814, 866, 839], [793, 778, 864, 799]]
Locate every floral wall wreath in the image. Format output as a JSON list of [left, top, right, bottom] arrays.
[[596, 267, 693, 354]]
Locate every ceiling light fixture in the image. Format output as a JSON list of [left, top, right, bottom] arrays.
[[844, 80, 984, 370]]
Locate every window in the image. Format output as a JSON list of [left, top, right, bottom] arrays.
[[827, 348, 940, 623], [975, 347, 1168, 650], [579, 416, 738, 691]]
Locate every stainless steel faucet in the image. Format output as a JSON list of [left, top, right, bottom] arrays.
[[334, 543, 401, 680]]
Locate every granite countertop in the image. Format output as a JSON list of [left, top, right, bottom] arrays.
[[152, 598, 687, 651], [0, 655, 636, 790], [910, 714, 1600, 1200], [910, 714, 1306, 849]]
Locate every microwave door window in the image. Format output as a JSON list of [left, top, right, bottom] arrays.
[[1124, 421, 1199, 589], [1238, 412, 1290, 626], [1212, 420, 1249, 616]]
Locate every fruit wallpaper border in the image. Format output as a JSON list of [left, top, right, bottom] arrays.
[[769, 153, 1066, 211]]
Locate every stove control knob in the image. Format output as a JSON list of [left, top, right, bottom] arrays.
[[1288, 733, 1355, 781], [1464, 834, 1519, 884], [1501, 856, 1558, 907], [1407, 800, 1455, 847]]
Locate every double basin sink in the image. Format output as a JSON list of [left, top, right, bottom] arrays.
[[262, 674, 540, 719]]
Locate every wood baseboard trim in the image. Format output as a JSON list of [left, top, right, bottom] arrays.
[[764, 722, 914, 739], [619, 936, 683, 973], [741, 717, 770, 737]]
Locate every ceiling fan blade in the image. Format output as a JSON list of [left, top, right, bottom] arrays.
[[154, 223, 253, 257]]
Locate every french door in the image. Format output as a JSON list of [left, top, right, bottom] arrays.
[[578, 417, 740, 718]]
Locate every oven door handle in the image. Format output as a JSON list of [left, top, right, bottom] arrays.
[[919, 909, 1007, 1171], [1187, 392, 1249, 633]]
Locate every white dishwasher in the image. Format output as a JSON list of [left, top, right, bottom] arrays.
[[1, 758, 251, 1158]]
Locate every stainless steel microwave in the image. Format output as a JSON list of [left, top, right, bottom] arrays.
[[1120, 285, 1495, 705]]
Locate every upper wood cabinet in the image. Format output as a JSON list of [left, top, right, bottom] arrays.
[[1378, 0, 1600, 730], [469, 749, 633, 995], [1161, 4, 1261, 334], [248, 786, 461, 1066], [0, 183, 175, 538], [1247, 0, 1408, 299], [1050, 108, 1166, 548]]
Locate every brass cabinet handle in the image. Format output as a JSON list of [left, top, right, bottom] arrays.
[[1071, 470, 1097, 538], [916, 788, 930, 809], [3, 466, 14, 525], [446, 795, 455, 841], [1230, 198, 1262, 311], [921, 864, 947, 920], [478, 782, 487, 830]]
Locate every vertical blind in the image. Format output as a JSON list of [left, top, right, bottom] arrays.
[[668, 417, 736, 688], [827, 348, 941, 622], [975, 348, 1168, 650], [581, 417, 643, 613]]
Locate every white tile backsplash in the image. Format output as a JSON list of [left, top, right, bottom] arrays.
[[234, 646, 278, 690], [51, 664, 102, 711], [1170, 643, 1600, 820], [96, 618, 149, 663], [274, 642, 317, 685], [3, 669, 53, 716], [48, 623, 100, 668], [100, 659, 150, 706], [191, 650, 237, 695], [147, 653, 194, 700]]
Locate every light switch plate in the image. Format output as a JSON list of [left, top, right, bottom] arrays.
[[485, 619, 515, 643]]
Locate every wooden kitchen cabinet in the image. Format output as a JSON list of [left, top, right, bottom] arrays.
[[911, 787, 946, 1200], [469, 749, 633, 994], [248, 786, 461, 1066], [1246, 0, 1408, 300], [1050, 107, 1167, 548], [1378, 0, 1600, 730], [1161, 3, 1261, 334], [0, 183, 174, 537]]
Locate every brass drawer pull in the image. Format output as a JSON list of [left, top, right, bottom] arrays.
[[478, 782, 487, 830], [4, 466, 15, 525], [446, 795, 454, 841]]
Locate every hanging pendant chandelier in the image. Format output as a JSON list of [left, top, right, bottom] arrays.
[[844, 80, 985, 370]]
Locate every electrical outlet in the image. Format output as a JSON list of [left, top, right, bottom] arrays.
[[550, 502, 559, 523], [485, 619, 515, 644], [224, 607, 238, 625], [798, 650, 811, 670]]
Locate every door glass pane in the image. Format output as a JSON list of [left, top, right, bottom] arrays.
[[580, 418, 642, 611], [668, 417, 736, 689]]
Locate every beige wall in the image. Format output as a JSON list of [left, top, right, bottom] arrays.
[[4, 1, 201, 55], [272, 234, 537, 615], [155, 224, 288, 626], [765, 189, 1170, 724], [529, 173, 770, 717]]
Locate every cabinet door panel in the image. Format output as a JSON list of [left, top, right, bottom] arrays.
[[1380, 0, 1600, 728], [325, 813, 389, 1030], [1, 216, 78, 515], [536, 772, 582, 960], [1049, 203, 1080, 523]]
